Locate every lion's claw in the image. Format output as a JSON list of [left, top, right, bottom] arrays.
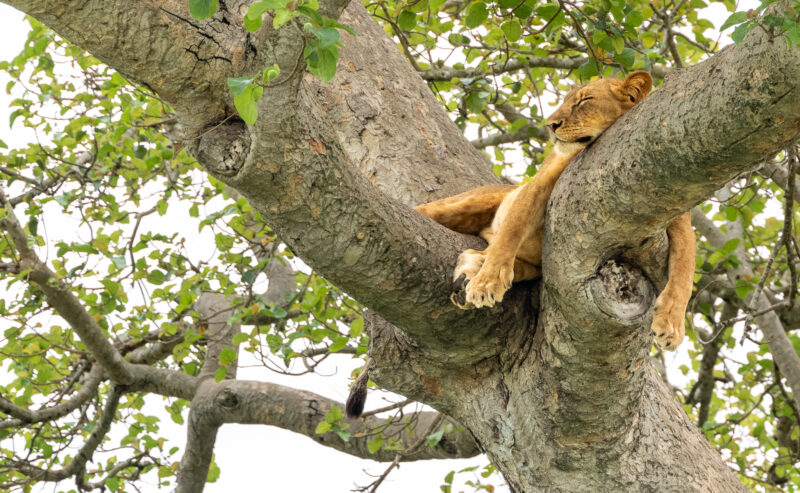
[[450, 274, 474, 309]]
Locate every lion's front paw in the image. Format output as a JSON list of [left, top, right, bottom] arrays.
[[464, 262, 513, 308], [651, 290, 685, 350]]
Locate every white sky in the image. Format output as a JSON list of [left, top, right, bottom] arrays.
[[0, 2, 762, 493]]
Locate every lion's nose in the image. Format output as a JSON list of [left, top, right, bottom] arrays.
[[548, 120, 563, 131]]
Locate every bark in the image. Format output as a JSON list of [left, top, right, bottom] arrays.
[[3, 0, 800, 491]]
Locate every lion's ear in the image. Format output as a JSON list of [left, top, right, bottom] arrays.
[[614, 71, 653, 105]]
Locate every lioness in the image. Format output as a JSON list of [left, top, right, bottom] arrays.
[[346, 72, 695, 418]]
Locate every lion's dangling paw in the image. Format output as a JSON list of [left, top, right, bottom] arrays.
[[464, 262, 513, 308], [651, 290, 685, 350]]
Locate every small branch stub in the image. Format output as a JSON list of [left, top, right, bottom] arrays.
[[190, 120, 251, 177], [588, 259, 655, 323]]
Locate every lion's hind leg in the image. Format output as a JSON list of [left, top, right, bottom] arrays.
[[414, 185, 516, 235], [652, 212, 695, 350]]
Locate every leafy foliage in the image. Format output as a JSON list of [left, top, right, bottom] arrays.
[[0, 16, 366, 491], [190, 0, 356, 121]]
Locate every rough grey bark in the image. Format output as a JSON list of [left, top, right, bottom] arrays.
[[2, 0, 800, 491]]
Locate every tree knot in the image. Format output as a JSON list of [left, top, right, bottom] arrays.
[[190, 119, 251, 177], [215, 387, 240, 410], [586, 259, 655, 323]]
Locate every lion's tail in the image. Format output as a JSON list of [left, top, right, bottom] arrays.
[[345, 358, 373, 418]]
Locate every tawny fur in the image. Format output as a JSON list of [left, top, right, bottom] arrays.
[[416, 71, 695, 350]]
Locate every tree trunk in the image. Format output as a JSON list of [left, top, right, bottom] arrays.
[[4, 0, 800, 491]]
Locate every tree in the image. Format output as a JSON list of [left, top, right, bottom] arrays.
[[0, 0, 799, 491]]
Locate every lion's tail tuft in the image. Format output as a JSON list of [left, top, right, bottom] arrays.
[[345, 358, 372, 418]]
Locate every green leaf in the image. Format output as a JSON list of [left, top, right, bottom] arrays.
[[367, 436, 384, 453], [329, 336, 348, 353], [427, 428, 444, 447], [513, 2, 533, 19], [307, 26, 340, 48], [730, 22, 754, 43], [233, 86, 259, 124], [735, 281, 753, 299], [464, 91, 486, 113], [537, 3, 559, 18], [262, 64, 281, 83], [398, 10, 417, 30], [214, 366, 227, 382], [786, 24, 800, 47], [244, 11, 264, 32], [273, 8, 299, 29], [304, 43, 339, 83], [207, 461, 220, 483], [501, 20, 522, 41], [232, 333, 249, 345], [326, 404, 343, 423], [613, 48, 635, 68], [578, 58, 598, 79], [188, 0, 219, 20], [465, 2, 488, 29], [624, 10, 644, 28], [611, 35, 625, 54], [720, 238, 740, 256], [724, 205, 739, 222], [227, 76, 254, 96], [592, 30, 608, 45], [323, 18, 357, 36], [246, 0, 291, 31], [298, 6, 324, 26], [349, 317, 364, 337], [315, 421, 332, 434], [336, 430, 351, 441], [720, 11, 748, 31], [219, 346, 237, 364]]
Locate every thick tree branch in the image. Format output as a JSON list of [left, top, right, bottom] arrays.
[[176, 378, 479, 491], [195, 293, 241, 380], [541, 10, 800, 415], [191, 379, 480, 461], [184, 3, 537, 364]]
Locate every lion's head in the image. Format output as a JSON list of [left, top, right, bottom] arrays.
[[546, 71, 653, 154]]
